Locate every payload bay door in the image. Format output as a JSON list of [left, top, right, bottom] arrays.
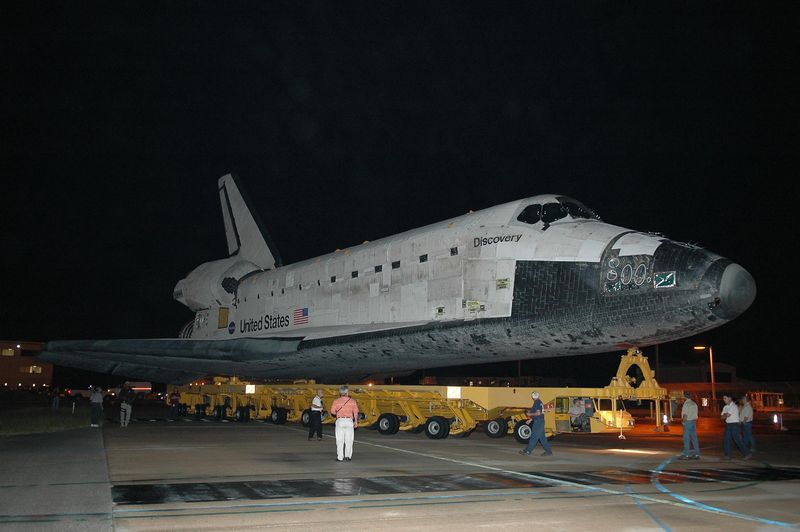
[[462, 259, 515, 320]]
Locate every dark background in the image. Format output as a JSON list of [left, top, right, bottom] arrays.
[[2, 2, 797, 385]]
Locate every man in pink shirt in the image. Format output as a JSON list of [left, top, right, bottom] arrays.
[[330, 386, 359, 462]]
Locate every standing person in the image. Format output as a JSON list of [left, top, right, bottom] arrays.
[[51, 386, 60, 410], [169, 390, 181, 419], [740, 395, 756, 454], [308, 389, 324, 441], [330, 386, 358, 462], [678, 391, 700, 460], [90, 386, 104, 427], [519, 391, 552, 456], [721, 394, 750, 460], [119, 383, 135, 428]]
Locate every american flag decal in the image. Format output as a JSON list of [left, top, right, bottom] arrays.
[[293, 307, 309, 325]]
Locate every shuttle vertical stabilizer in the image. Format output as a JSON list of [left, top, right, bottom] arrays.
[[218, 173, 282, 270]]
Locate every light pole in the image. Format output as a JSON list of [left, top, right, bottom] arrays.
[[694, 345, 716, 403]]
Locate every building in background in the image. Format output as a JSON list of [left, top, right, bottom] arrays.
[[0, 341, 53, 389], [657, 361, 798, 412]]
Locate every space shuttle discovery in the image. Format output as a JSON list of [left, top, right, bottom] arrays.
[[40, 174, 756, 383]]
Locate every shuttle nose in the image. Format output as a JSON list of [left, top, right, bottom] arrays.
[[713, 263, 756, 320]]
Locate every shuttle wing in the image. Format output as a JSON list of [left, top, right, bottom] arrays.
[[38, 337, 302, 384]]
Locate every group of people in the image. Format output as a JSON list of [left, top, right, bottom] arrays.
[[87, 383, 137, 428], [680, 391, 756, 460], [75, 382, 761, 464], [305, 386, 360, 462]]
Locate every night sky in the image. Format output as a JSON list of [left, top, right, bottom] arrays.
[[2, 3, 797, 383]]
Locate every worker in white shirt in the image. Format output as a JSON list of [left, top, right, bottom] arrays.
[[721, 394, 751, 460], [678, 391, 700, 460], [740, 395, 756, 453], [308, 389, 324, 441]]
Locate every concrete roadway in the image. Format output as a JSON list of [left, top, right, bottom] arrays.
[[1, 415, 799, 531]]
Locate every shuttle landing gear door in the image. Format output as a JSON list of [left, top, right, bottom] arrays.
[[462, 259, 515, 321]]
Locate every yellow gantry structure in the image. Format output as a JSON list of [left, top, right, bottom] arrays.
[[168, 348, 669, 441]]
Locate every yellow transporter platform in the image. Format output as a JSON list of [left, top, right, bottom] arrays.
[[168, 348, 669, 442]]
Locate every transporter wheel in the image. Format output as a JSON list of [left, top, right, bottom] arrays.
[[234, 406, 250, 422], [301, 409, 312, 427], [424, 416, 450, 439], [484, 418, 508, 438], [270, 407, 287, 425], [513, 420, 532, 444], [213, 405, 227, 420], [377, 413, 400, 435], [194, 405, 207, 419]]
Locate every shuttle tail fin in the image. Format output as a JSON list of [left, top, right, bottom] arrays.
[[217, 173, 282, 269]]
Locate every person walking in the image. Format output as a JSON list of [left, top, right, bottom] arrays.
[[678, 391, 700, 460], [308, 389, 324, 441], [330, 386, 358, 462], [119, 383, 135, 428], [50, 386, 60, 410], [90, 386, 104, 427], [169, 390, 181, 419], [740, 395, 756, 453], [519, 391, 552, 456], [721, 394, 750, 460]]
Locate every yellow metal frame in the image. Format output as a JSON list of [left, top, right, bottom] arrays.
[[168, 347, 669, 438]]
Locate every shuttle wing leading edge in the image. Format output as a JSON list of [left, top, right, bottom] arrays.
[[38, 337, 303, 384]]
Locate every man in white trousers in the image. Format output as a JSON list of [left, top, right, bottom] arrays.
[[330, 386, 359, 462]]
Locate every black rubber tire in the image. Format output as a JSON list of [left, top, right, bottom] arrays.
[[234, 406, 250, 422], [377, 413, 400, 435], [301, 409, 312, 427], [213, 405, 226, 420], [424, 416, 451, 439], [484, 418, 508, 438], [270, 407, 287, 425], [513, 420, 532, 444]]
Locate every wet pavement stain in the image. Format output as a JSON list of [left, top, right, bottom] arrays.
[[112, 467, 800, 505]]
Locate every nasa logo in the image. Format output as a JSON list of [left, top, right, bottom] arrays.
[[228, 321, 235, 334]]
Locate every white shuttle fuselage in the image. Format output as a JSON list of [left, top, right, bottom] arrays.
[[41, 174, 756, 383]]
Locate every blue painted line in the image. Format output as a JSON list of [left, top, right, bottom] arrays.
[[625, 484, 671, 531], [651, 457, 796, 529]]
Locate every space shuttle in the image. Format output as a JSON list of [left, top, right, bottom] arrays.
[[39, 174, 756, 383]]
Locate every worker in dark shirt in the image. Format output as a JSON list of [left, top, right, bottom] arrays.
[[519, 391, 553, 456], [169, 391, 181, 419]]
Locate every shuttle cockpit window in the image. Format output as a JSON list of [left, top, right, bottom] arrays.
[[541, 202, 567, 225], [556, 196, 600, 220], [516, 204, 541, 224], [516, 197, 600, 228]]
